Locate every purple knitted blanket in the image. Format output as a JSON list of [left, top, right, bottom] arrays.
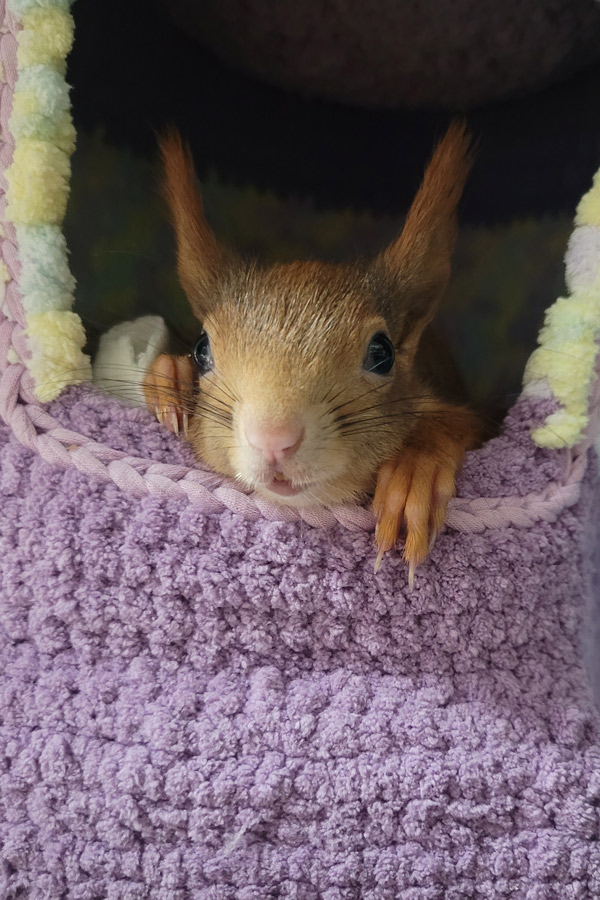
[[1, 385, 599, 898]]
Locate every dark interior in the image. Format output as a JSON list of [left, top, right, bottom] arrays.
[[64, 0, 600, 424]]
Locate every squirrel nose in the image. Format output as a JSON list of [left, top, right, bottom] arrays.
[[245, 420, 304, 464]]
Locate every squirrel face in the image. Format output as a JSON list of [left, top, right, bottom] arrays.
[[159, 123, 472, 505], [187, 260, 423, 505]]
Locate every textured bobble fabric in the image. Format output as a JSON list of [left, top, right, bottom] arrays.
[[162, 0, 600, 109], [1, 386, 599, 898]]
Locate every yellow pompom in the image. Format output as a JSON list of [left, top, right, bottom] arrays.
[[17, 8, 73, 69], [12, 89, 39, 117], [54, 112, 76, 156], [524, 277, 600, 448], [531, 410, 589, 449], [576, 170, 600, 228], [27, 310, 91, 402], [6, 139, 70, 225]]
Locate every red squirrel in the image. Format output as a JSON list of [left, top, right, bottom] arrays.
[[143, 121, 484, 579]]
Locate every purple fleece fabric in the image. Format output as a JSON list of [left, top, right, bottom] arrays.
[[1, 386, 600, 899]]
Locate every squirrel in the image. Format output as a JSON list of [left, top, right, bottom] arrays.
[[143, 121, 484, 580]]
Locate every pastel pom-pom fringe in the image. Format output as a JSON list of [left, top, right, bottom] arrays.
[[523, 169, 600, 448], [5, 0, 90, 402]]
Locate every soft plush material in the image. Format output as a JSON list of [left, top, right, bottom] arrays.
[[92, 316, 170, 410], [2, 0, 600, 897], [0, 386, 600, 898]]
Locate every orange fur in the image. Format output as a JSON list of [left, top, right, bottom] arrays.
[[159, 130, 226, 317], [373, 402, 484, 580], [145, 120, 483, 574], [378, 120, 473, 358], [143, 353, 194, 436]]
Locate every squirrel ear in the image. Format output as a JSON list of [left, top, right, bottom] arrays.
[[159, 129, 226, 320], [377, 120, 473, 356]]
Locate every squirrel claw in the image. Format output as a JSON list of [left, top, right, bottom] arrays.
[[372, 447, 458, 583], [372, 403, 480, 580], [143, 354, 194, 436]]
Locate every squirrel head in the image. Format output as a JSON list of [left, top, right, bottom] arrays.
[[159, 122, 473, 505]]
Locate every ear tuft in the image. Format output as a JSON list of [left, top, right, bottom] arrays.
[[391, 118, 473, 255], [379, 119, 474, 351], [158, 129, 225, 319]]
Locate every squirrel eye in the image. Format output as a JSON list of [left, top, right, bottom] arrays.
[[363, 332, 395, 375], [192, 332, 213, 375]]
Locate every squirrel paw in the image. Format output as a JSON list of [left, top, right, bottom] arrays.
[[143, 354, 194, 436], [372, 445, 460, 585]]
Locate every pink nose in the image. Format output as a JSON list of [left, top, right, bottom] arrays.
[[245, 420, 304, 464]]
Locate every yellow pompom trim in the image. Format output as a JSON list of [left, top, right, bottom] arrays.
[[576, 170, 600, 228], [17, 7, 73, 69], [6, 138, 70, 225], [54, 112, 76, 155], [524, 280, 600, 447], [27, 310, 91, 402], [531, 411, 590, 449], [12, 89, 39, 117]]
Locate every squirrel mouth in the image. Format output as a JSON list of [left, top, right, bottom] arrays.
[[265, 470, 308, 497]]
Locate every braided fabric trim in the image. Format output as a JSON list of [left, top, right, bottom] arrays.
[[1, 352, 596, 534], [0, 0, 38, 409]]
